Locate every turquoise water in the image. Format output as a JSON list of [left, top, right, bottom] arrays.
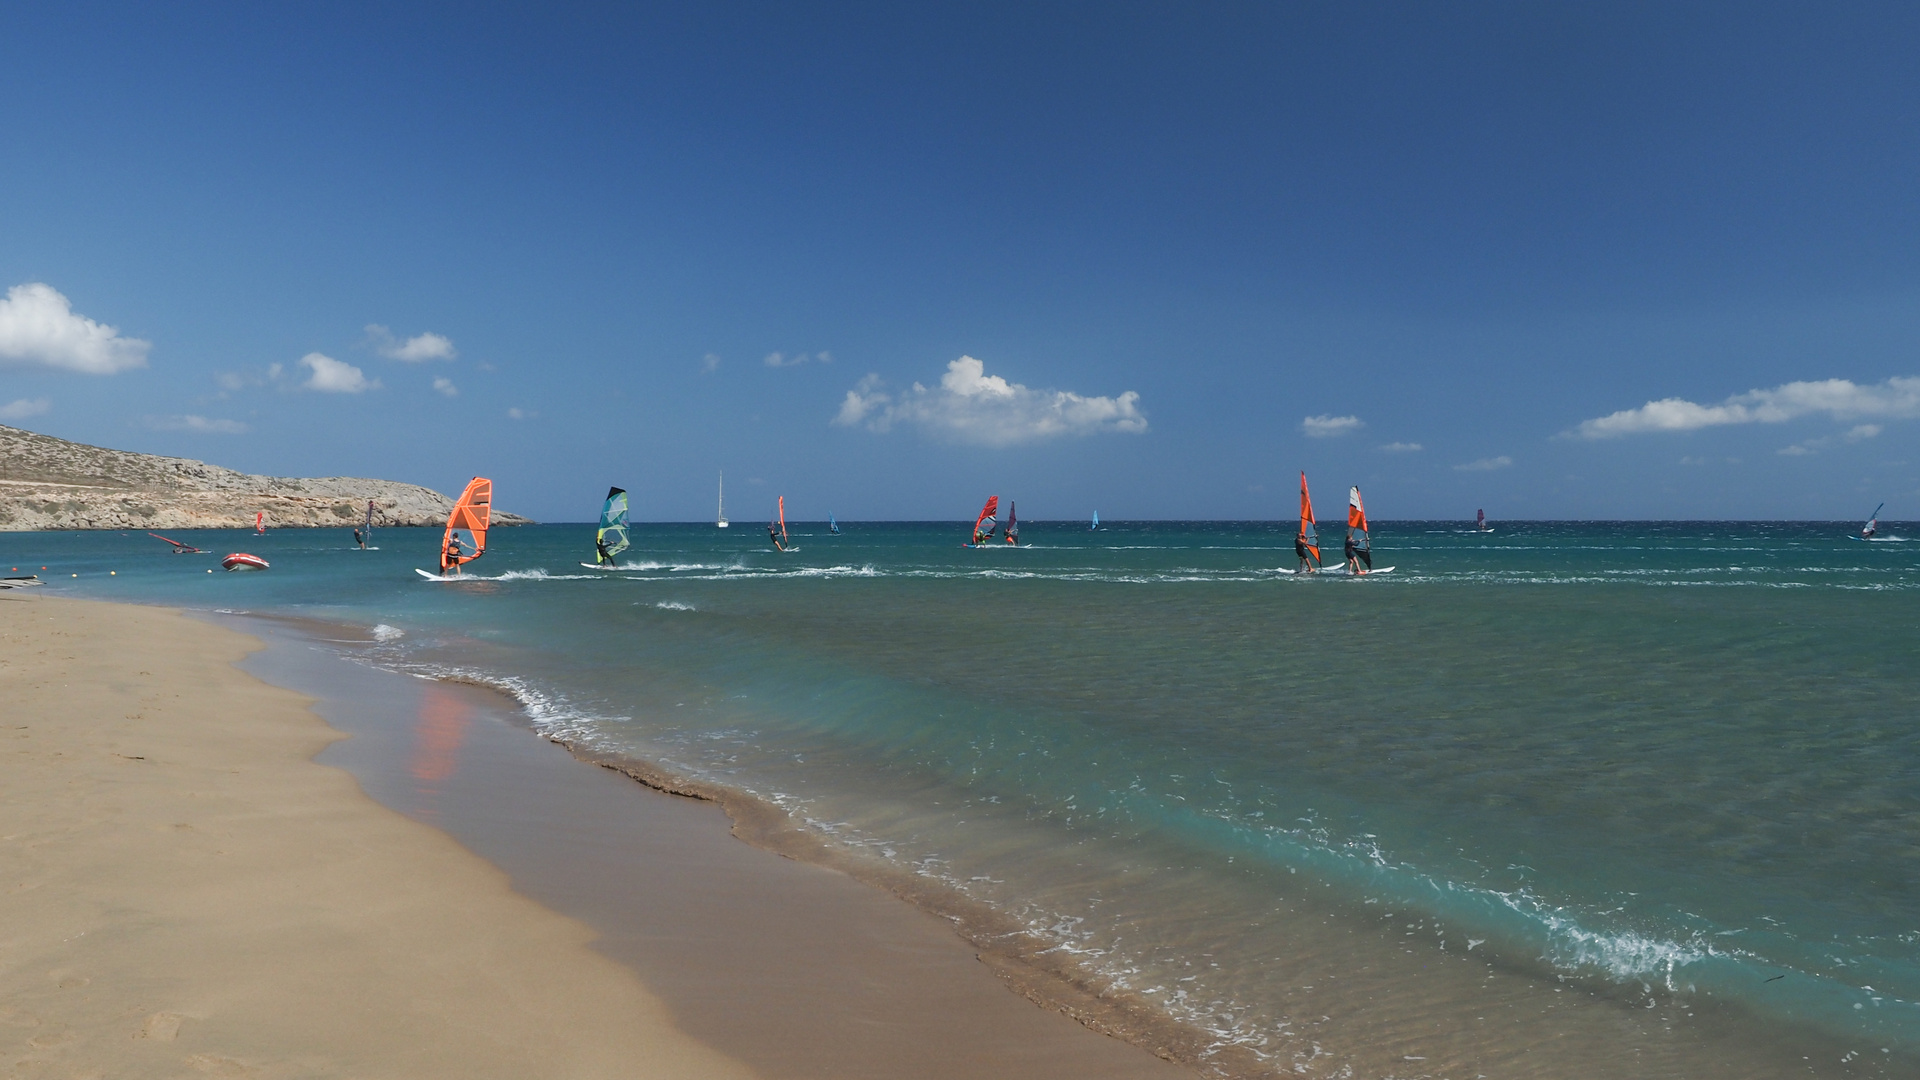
[[12, 520, 1920, 1077]]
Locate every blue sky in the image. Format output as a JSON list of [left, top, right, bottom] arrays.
[[4, 3, 1920, 521]]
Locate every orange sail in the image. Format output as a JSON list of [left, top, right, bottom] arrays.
[[1297, 472, 1321, 567], [778, 495, 788, 547], [440, 477, 493, 573], [1347, 486, 1368, 534]]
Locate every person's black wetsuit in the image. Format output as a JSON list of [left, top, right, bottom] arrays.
[[596, 538, 613, 564]]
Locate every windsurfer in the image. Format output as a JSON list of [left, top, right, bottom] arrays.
[[354, 526, 365, 549], [1295, 534, 1316, 573], [1345, 534, 1366, 574], [767, 522, 784, 552], [441, 532, 465, 575], [595, 536, 615, 564]]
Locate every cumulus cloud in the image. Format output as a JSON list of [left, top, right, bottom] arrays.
[[0, 397, 52, 421], [147, 414, 248, 434], [0, 283, 150, 374], [507, 406, 528, 420], [1378, 441, 1423, 453], [1454, 456, 1513, 472], [766, 350, 831, 368], [365, 324, 457, 362], [432, 376, 458, 397], [701, 352, 721, 373], [1301, 414, 1362, 438], [300, 352, 377, 393], [1571, 376, 1920, 439], [832, 356, 1147, 447]]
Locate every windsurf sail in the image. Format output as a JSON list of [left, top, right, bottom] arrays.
[[1091, 510, 1099, 531], [1297, 472, 1322, 570], [1863, 503, 1884, 539], [829, 512, 840, 535], [1476, 508, 1487, 531], [364, 499, 374, 544], [254, 511, 265, 534], [439, 477, 492, 574], [1347, 486, 1373, 571], [596, 487, 630, 564], [1006, 501, 1018, 544], [148, 532, 204, 553], [972, 496, 999, 544], [768, 495, 788, 549], [717, 470, 728, 528]]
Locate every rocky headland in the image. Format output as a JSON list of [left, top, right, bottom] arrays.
[[0, 424, 532, 531]]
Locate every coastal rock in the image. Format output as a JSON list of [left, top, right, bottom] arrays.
[[0, 424, 533, 531]]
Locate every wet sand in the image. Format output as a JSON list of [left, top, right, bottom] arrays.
[[228, 612, 1193, 1080]]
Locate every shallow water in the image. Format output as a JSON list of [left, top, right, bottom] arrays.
[[13, 520, 1920, 1077]]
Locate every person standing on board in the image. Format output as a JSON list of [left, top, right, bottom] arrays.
[[1344, 533, 1364, 575], [441, 532, 465, 575], [767, 521, 785, 552], [1295, 534, 1316, 573], [595, 535, 615, 565], [353, 526, 365, 549]]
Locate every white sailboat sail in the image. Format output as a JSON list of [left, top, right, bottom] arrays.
[[717, 470, 729, 528]]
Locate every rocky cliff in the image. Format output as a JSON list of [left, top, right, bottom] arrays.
[[0, 424, 533, 531]]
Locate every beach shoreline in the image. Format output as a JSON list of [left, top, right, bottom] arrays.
[[0, 590, 1193, 1079]]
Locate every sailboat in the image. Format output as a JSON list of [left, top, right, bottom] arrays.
[[768, 496, 792, 552], [967, 496, 999, 546], [1294, 472, 1322, 574], [418, 477, 492, 578], [587, 487, 631, 568], [1006, 501, 1019, 545], [716, 471, 729, 529], [1091, 510, 1099, 531]]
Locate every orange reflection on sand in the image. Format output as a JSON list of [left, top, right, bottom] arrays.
[[409, 684, 474, 809]]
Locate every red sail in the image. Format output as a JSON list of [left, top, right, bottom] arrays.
[[973, 496, 999, 543], [1298, 472, 1321, 565]]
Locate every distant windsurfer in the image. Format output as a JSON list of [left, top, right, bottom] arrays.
[[353, 526, 365, 549], [767, 522, 785, 552], [1344, 534, 1373, 575]]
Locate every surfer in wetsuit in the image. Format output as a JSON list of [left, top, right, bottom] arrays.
[[767, 522, 784, 551], [595, 536, 614, 565], [1294, 535, 1315, 573], [442, 532, 464, 575], [353, 526, 364, 549]]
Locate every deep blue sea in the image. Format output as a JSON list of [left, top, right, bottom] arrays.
[[11, 519, 1920, 1078]]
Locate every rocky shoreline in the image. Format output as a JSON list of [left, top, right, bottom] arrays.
[[0, 424, 532, 531]]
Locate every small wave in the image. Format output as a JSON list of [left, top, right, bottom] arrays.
[[653, 601, 696, 611], [370, 623, 404, 642]]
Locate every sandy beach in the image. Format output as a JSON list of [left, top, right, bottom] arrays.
[[1, 593, 1191, 1079]]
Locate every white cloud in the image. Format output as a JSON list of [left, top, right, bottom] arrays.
[[1454, 456, 1513, 472], [832, 356, 1147, 447], [1571, 376, 1920, 439], [1777, 444, 1813, 456], [0, 397, 51, 421], [0, 283, 150, 374], [507, 406, 527, 420], [300, 352, 377, 393], [432, 376, 458, 397], [364, 324, 457, 362], [1378, 441, 1423, 453], [701, 352, 721, 373], [1301, 414, 1362, 438], [147, 414, 248, 434], [766, 350, 832, 368], [1847, 424, 1882, 441]]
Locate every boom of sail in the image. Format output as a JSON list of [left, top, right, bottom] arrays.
[[1297, 472, 1322, 569], [972, 496, 999, 544], [597, 487, 631, 564], [440, 477, 493, 573], [1863, 503, 1884, 539]]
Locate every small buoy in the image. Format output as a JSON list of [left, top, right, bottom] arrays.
[[110, 571, 116, 576], [207, 568, 213, 573], [71, 573, 77, 578]]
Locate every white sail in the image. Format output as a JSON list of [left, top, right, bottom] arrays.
[[717, 470, 729, 528]]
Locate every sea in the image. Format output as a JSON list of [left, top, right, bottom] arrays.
[[10, 519, 1920, 1078]]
